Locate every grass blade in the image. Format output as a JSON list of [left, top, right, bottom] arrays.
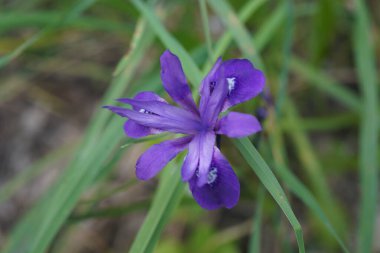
[[290, 57, 361, 111], [275, 0, 294, 115], [2, 11, 157, 253], [0, 0, 97, 68], [131, 0, 202, 87], [198, 0, 214, 59], [208, 0, 263, 68], [254, 1, 287, 52], [204, 0, 267, 71], [353, 1, 379, 252], [277, 164, 350, 253], [248, 187, 265, 253], [233, 138, 305, 253], [129, 161, 185, 253], [0, 142, 77, 204], [284, 101, 347, 237], [0, 11, 132, 34], [271, 125, 350, 252]]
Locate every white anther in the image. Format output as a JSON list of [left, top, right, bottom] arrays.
[[207, 167, 218, 184], [227, 77, 236, 93]]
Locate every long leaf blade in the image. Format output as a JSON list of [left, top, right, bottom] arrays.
[[353, 1, 379, 252], [131, 0, 202, 87], [129, 162, 184, 253], [233, 138, 305, 253]]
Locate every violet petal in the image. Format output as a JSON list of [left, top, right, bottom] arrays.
[[189, 147, 240, 210], [103, 106, 200, 134], [160, 50, 198, 114], [200, 78, 229, 127], [199, 57, 223, 116], [136, 136, 192, 180], [219, 59, 265, 110], [216, 112, 262, 138], [200, 59, 265, 111], [197, 131, 216, 187], [121, 91, 167, 138], [124, 120, 151, 138], [118, 98, 200, 124], [181, 134, 200, 181]]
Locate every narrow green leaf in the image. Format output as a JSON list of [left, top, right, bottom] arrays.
[[282, 113, 358, 132], [129, 161, 185, 253], [3, 11, 157, 253], [254, 1, 287, 52], [0, 142, 77, 205], [131, 0, 202, 87], [308, 0, 340, 64], [198, 0, 214, 59], [248, 187, 265, 253], [290, 57, 361, 111], [208, 0, 263, 68], [204, 0, 267, 71], [275, 0, 294, 115], [0, 0, 98, 68], [271, 124, 350, 252], [69, 201, 150, 222], [353, 1, 379, 252], [233, 138, 305, 253], [284, 101, 347, 237], [0, 31, 45, 68], [0, 11, 132, 34], [276, 164, 350, 253]]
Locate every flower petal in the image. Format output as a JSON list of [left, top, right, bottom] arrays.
[[121, 91, 166, 138], [103, 106, 199, 134], [200, 58, 265, 111], [199, 57, 223, 115], [104, 90, 202, 134], [132, 91, 167, 103], [200, 78, 229, 127], [181, 134, 200, 181], [136, 136, 192, 180], [219, 59, 265, 110], [216, 112, 262, 138], [189, 147, 240, 210], [118, 98, 200, 124], [124, 120, 162, 138], [197, 131, 216, 187], [160, 50, 198, 114]]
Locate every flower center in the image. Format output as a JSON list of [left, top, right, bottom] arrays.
[[207, 167, 218, 184], [227, 77, 236, 94]]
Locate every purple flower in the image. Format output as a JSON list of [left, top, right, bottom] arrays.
[[104, 50, 265, 210]]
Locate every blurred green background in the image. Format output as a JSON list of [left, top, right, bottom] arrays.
[[0, 0, 379, 252]]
